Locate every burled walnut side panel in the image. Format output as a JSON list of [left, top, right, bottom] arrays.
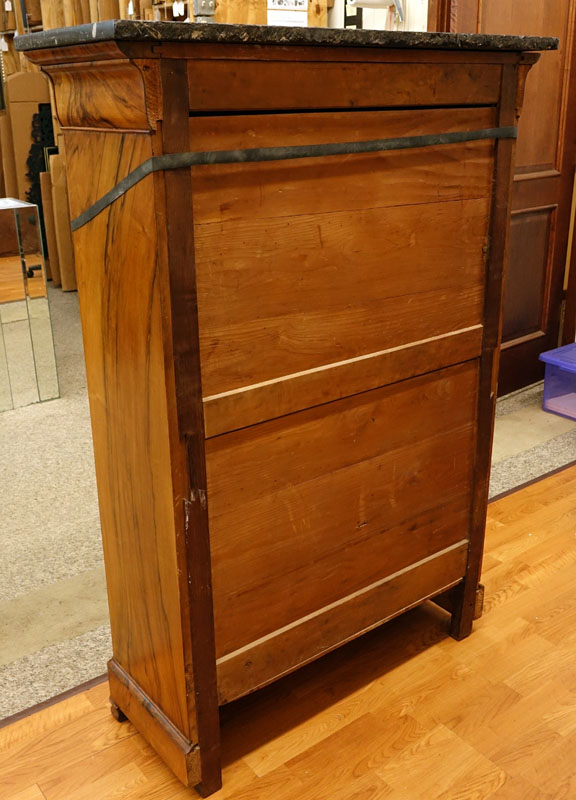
[[64, 129, 196, 767]]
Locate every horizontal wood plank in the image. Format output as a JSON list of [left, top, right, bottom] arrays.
[[203, 325, 483, 437], [4, 465, 576, 799], [196, 198, 489, 397], [188, 60, 502, 111], [189, 107, 496, 224]]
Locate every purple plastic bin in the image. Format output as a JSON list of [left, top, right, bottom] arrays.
[[539, 343, 576, 420]]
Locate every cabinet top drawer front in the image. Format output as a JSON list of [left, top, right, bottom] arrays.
[[188, 59, 503, 112]]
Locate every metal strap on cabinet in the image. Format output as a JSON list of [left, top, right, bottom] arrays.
[[71, 126, 517, 232]]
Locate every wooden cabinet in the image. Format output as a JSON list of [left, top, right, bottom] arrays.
[[19, 21, 555, 796]]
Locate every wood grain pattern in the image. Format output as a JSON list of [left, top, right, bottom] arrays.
[[0, 112, 18, 199], [450, 63, 519, 640], [451, 0, 576, 391], [217, 543, 468, 703], [208, 362, 477, 667], [63, 0, 89, 26], [213, 0, 327, 25], [48, 154, 76, 292], [196, 198, 488, 398], [98, 0, 120, 19], [308, 0, 328, 26], [0, 255, 46, 303], [108, 661, 200, 787], [64, 128, 196, 757], [189, 107, 496, 225], [190, 105, 492, 403], [39, 0, 66, 29], [47, 60, 152, 130], [214, 0, 267, 25], [203, 326, 483, 438], [159, 57, 221, 797], [4, 72, 50, 200], [502, 207, 554, 340], [481, 0, 568, 172], [39, 172, 59, 285], [187, 59, 502, 111]]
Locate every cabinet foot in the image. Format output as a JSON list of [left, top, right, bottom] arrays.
[[110, 700, 128, 722], [473, 583, 485, 620], [195, 775, 223, 798], [450, 582, 485, 640]]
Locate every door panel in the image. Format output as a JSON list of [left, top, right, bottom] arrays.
[[483, 0, 574, 394], [431, 0, 576, 395], [502, 208, 555, 341], [480, 0, 566, 173]]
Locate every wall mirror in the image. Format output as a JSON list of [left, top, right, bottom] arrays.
[[0, 197, 59, 411]]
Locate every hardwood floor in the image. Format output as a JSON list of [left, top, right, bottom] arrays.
[[2, 464, 576, 799], [0, 255, 47, 304]]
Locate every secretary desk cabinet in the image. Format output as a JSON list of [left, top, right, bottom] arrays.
[[19, 21, 555, 796]]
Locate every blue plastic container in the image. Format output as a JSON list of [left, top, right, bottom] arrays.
[[539, 342, 576, 420]]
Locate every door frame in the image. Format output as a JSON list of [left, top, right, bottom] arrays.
[[429, 0, 576, 374]]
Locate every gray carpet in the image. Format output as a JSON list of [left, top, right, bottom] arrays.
[[1, 293, 575, 721], [0, 287, 110, 721], [490, 383, 576, 497]]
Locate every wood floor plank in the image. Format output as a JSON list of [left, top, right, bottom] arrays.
[[486, 774, 552, 799], [3, 464, 576, 799], [0, 693, 95, 754], [0, 705, 137, 798], [9, 785, 47, 800]]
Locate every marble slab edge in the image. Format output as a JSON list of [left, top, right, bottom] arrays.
[[16, 20, 558, 53]]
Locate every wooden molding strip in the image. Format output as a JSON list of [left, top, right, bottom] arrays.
[[108, 659, 201, 787], [203, 326, 483, 438]]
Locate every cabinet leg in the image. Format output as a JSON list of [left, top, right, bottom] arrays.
[[450, 582, 485, 640], [110, 700, 128, 722], [194, 772, 223, 798], [474, 583, 485, 620]]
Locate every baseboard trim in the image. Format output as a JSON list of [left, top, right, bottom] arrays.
[[0, 673, 107, 730], [489, 458, 576, 503]]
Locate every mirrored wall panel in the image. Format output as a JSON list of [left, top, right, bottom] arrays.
[[0, 198, 59, 412]]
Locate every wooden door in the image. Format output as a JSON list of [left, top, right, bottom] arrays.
[[430, 0, 576, 395]]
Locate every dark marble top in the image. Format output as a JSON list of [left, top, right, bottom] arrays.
[[16, 19, 558, 53]]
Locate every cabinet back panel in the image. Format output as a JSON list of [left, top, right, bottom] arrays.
[[207, 362, 478, 658], [191, 108, 493, 401]]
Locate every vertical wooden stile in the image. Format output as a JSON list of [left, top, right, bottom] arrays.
[[450, 61, 530, 638], [158, 57, 221, 797]]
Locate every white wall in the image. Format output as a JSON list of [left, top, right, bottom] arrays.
[[328, 0, 428, 32]]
